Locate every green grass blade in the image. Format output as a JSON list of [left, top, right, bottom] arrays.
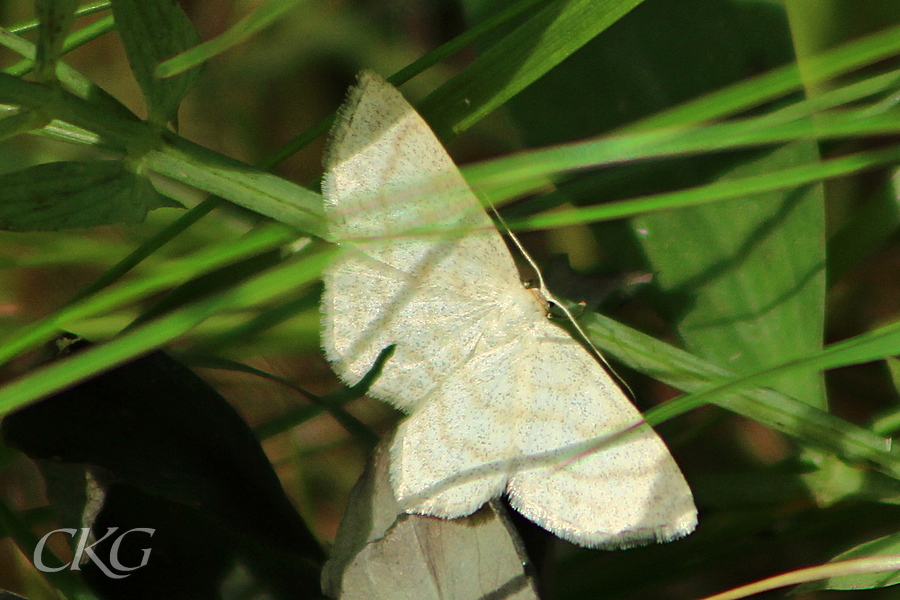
[[0, 223, 297, 367], [465, 108, 900, 196], [501, 144, 900, 231], [0, 243, 337, 416], [145, 137, 327, 237], [156, 0, 310, 78], [420, 0, 646, 139], [631, 22, 900, 130], [583, 312, 892, 476]]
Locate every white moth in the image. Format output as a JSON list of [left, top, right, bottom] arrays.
[[321, 72, 696, 548]]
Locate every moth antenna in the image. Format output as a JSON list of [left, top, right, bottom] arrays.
[[486, 203, 637, 400]]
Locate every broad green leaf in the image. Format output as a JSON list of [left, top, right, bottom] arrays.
[[496, 144, 900, 231], [889, 356, 900, 395], [497, 0, 826, 409], [464, 108, 900, 209], [634, 142, 826, 407], [0, 74, 325, 234], [495, 0, 798, 143], [871, 357, 900, 437], [826, 171, 900, 283], [786, 0, 900, 97], [636, 317, 900, 480], [633, 22, 900, 131], [109, 0, 202, 124], [0, 160, 180, 231]]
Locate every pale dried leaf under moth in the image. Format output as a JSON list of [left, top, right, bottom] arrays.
[[321, 442, 539, 600]]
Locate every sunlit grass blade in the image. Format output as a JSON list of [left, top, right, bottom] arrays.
[[500, 144, 900, 231], [0, 223, 298, 367], [697, 556, 900, 600], [632, 22, 900, 130], [0, 242, 337, 416], [188, 288, 320, 353], [634, 316, 900, 477], [582, 312, 892, 474], [465, 108, 900, 197]]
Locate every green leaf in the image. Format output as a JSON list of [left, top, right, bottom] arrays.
[[495, 0, 826, 409], [109, 0, 202, 124], [0, 74, 325, 235], [871, 356, 900, 436], [801, 454, 900, 507], [464, 108, 900, 211], [156, 0, 308, 78], [495, 144, 900, 231], [420, 0, 645, 139], [634, 317, 900, 480], [146, 137, 327, 237], [888, 356, 900, 395], [0, 160, 180, 231], [826, 172, 900, 283], [634, 142, 827, 407]]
